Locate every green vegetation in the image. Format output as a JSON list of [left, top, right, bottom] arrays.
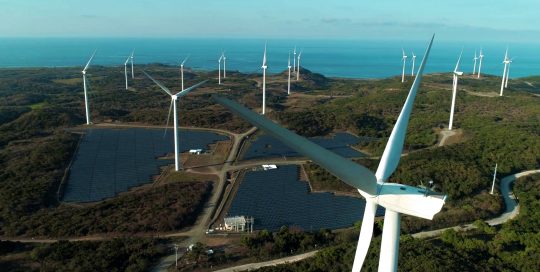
[[0, 238, 167, 272]]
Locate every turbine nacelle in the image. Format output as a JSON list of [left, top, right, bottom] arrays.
[[454, 71, 463, 76]]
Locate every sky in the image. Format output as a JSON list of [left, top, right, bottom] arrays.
[[1, 0, 539, 42]]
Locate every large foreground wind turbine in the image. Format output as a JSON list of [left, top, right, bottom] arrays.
[[82, 50, 96, 125], [401, 49, 407, 82], [212, 35, 445, 272], [143, 71, 207, 171], [472, 51, 478, 75], [261, 44, 268, 115], [500, 49, 510, 96], [477, 49, 484, 78], [218, 53, 223, 85], [180, 55, 189, 91], [287, 52, 292, 95], [448, 51, 463, 130], [505, 56, 513, 88]]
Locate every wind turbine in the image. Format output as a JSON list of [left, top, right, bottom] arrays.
[[505, 57, 513, 88], [472, 51, 478, 75], [296, 50, 302, 81], [411, 52, 416, 76], [124, 54, 131, 90], [82, 50, 96, 125], [130, 50, 134, 79], [500, 48, 510, 96], [287, 52, 292, 95], [448, 50, 463, 131], [218, 53, 223, 85], [223, 52, 227, 78], [212, 35, 445, 272], [477, 49, 484, 78], [180, 55, 189, 91], [143, 71, 207, 171], [490, 163, 498, 195], [401, 48, 407, 82], [293, 46, 297, 73], [261, 44, 268, 115]]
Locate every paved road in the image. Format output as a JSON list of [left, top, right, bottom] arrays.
[[213, 251, 318, 272]]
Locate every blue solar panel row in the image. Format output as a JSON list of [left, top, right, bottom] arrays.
[[242, 132, 368, 160], [228, 165, 384, 231], [63, 128, 228, 203]]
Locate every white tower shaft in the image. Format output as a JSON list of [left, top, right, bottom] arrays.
[[378, 210, 401, 272], [218, 60, 222, 85], [505, 63, 511, 88], [224, 57, 227, 78], [491, 163, 498, 195], [173, 98, 180, 171], [262, 67, 266, 114], [124, 64, 128, 90], [477, 56, 483, 78], [131, 55, 134, 79], [287, 66, 291, 95], [401, 59, 406, 82], [449, 74, 458, 130], [473, 58, 477, 75], [181, 65, 184, 91], [296, 56, 301, 81], [83, 73, 90, 125], [293, 48, 296, 73]]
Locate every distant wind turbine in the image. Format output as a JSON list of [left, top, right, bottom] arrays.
[[401, 48, 407, 82], [411, 52, 416, 76], [293, 46, 297, 73], [477, 49, 484, 78], [505, 57, 513, 88], [223, 52, 227, 78], [261, 44, 268, 115], [180, 55, 189, 91], [472, 51, 478, 75], [143, 71, 207, 171], [212, 34, 445, 272], [218, 53, 223, 85], [287, 52, 292, 95], [124, 52, 132, 90], [448, 50, 463, 131], [500, 48, 510, 96], [296, 50, 302, 81], [130, 50, 134, 79], [82, 50, 96, 125]]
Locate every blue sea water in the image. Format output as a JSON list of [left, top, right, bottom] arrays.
[[0, 38, 538, 79]]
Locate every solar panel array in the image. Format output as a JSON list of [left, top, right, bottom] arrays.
[[228, 165, 384, 231], [63, 128, 228, 203], [242, 132, 367, 160]]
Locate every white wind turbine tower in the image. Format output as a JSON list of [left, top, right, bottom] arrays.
[[296, 50, 302, 81], [213, 35, 445, 272], [401, 48, 407, 82], [261, 44, 268, 115], [500, 48, 510, 96], [448, 51, 463, 131], [223, 52, 227, 78], [477, 49, 484, 78], [505, 57, 513, 88], [218, 53, 223, 85], [124, 51, 133, 90], [287, 52, 292, 95], [293, 46, 297, 73], [180, 55, 189, 91], [82, 50, 96, 125], [490, 163, 498, 195], [410, 52, 416, 76], [472, 51, 478, 75], [130, 50, 134, 79], [143, 71, 207, 171]]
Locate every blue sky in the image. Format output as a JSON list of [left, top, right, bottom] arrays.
[[1, 0, 538, 42]]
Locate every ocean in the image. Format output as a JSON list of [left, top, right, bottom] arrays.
[[0, 38, 538, 79]]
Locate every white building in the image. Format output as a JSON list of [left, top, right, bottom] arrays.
[[223, 216, 254, 232], [189, 149, 203, 155]]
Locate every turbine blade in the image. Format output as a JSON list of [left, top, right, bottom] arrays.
[[181, 55, 190, 66], [454, 49, 463, 72], [142, 71, 174, 96], [83, 50, 97, 72], [174, 80, 208, 98], [163, 99, 173, 138], [124, 54, 131, 65], [262, 43, 267, 67], [212, 95, 378, 195], [375, 34, 435, 182], [351, 200, 378, 272]]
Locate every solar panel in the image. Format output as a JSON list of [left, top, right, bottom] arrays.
[[62, 128, 228, 203], [228, 165, 384, 231]]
